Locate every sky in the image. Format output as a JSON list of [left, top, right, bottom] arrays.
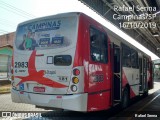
[[0, 0, 159, 60]]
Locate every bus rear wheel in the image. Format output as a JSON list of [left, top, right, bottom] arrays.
[[121, 88, 129, 109]]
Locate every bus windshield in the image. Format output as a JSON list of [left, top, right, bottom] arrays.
[[15, 16, 78, 51]]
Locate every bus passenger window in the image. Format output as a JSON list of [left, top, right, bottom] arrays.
[[147, 60, 150, 70], [122, 44, 131, 67], [90, 27, 108, 63], [131, 49, 138, 68], [90, 34, 100, 62], [54, 55, 72, 66]]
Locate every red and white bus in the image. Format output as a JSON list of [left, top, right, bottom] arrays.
[[11, 12, 153, 112]]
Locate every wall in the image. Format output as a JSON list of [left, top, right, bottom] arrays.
[[0, 32, 15, 47]]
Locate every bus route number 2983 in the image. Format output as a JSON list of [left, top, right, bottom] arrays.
[[14, 62, 28, 68]]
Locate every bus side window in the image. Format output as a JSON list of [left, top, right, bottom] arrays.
[[147, 59, 149, 70], [131, 49, 138, 68], [122, 44, 131, 67], [90, 27, 108, 63], [90, 34, 100, 62]]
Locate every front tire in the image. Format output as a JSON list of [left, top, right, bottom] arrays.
[[121, 88, 130, 109]]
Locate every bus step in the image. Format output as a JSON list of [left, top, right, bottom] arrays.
[[113, 103, 119, 106]]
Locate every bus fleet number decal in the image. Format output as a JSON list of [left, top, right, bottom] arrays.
[[93, 75, 104, 82], [15, 62, 28, 68]]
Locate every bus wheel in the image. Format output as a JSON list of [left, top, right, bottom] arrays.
[[121, 88, 129, 109]]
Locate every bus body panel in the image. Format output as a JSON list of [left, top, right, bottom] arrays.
[[78, 14, 112, 111], [12, 13, 89, 112], [122, 67, 139, 98], [13, 13, 81, 95], [11, 89, 88, 111], [13, 50, 76, 94], [73, 14, 89, 93]]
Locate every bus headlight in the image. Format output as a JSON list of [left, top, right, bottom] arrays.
[[71, 85, 77, 92], [72, 77, 79, 84]]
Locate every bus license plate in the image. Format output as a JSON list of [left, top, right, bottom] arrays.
[[33, 87, 45, 92]]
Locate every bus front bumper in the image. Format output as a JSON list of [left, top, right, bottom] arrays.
[[11, 89, 87, 111]]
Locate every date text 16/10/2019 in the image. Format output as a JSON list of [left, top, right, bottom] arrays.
[[119, 22, 156, 29]]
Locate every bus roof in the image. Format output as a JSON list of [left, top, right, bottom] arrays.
[[17, 12, 81, 27]]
